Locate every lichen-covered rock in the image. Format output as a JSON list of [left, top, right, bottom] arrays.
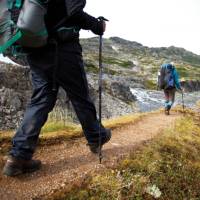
[[0, 62, 139, 130], [181, 80, 200, 92]]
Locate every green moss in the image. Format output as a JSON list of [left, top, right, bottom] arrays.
[[104, 68, 120, 75], [176, 65, 200, 80], [85, 63, 99, 74], [103, 57, 133, 68], [120, 60, 133, 68], [150, 67, 159, 74], [144, 79, 157, 90], [182, 54, 200, 66], [41, 121, 78, 133]]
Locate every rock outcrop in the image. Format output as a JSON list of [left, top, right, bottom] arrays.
[[181, 80, 200, 92], [0, 63, 138, 130]]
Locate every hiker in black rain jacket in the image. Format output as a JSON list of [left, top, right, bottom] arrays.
[[3, 0, 111, 176]]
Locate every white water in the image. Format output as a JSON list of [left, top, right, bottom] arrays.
[[131, 88, 200, 112]]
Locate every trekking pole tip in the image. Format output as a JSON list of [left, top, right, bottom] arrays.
[[99, 148, 103, 164]]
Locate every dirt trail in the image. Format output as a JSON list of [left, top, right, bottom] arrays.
[[0, 112, 181, 200]]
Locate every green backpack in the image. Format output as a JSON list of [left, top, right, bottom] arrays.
[[0, 0, 86, 65], [0, 0, 48, 65]]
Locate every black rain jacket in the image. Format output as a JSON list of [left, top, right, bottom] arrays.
[[45, 0, 104, 36]]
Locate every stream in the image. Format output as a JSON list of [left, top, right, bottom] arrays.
[[131, 88, 200, 112]]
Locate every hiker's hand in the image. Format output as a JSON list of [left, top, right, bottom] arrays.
[[179, 88, 183, 93], [181, 88, 185, 92], [97, 16, 108, 35], [94, 19, 106, 36]]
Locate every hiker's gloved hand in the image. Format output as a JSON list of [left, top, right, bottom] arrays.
[[181, 87, 185, 92], [178, 87, 183, 92], [96, 16, 108, 35], [96, 19, 106, 35], [91, 19, 106, 35]]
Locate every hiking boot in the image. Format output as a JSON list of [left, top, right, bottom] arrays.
[[165, 108, 170, 115], [87, 129, 111, 154], [165, 104, 171, 115], [2, 156, 41, 177]]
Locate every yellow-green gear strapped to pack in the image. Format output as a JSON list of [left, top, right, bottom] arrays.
[[0, 0, 48, 64]]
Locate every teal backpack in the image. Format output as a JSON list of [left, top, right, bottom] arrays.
[[0, 0, 86, 65], [158, 63, 175, 90], [0, 0, 48, 65]]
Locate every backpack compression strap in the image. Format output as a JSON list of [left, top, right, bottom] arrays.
[[0, 30, 22, 53]]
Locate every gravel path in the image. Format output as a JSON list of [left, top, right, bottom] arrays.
[[0, 112, 180, 200]]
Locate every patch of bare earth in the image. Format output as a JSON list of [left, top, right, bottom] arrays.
[[0, 112, 180, 200]]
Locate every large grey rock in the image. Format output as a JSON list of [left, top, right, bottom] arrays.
[[181, 80, 200, 92]]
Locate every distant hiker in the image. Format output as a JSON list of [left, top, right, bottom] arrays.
[[158, 62, 182, 115], [3, 0, 111, 177]]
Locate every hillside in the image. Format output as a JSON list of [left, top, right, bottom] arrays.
[[1, 37, 200, 130], [81, 37, 200, 85]]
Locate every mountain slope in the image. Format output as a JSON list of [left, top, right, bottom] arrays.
[[81, 37, 200, 83], [1, 37, 200, 130]]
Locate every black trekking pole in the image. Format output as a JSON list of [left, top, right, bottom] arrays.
[[97, 16, 108, 164], [181, 90, 185, 113]]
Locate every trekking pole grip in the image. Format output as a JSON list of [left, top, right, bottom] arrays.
[[98, 16, 108, 36]]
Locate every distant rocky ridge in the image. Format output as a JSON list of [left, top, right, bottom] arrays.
[[82, 37, 200, 83], [0, 37, 200, 130]]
